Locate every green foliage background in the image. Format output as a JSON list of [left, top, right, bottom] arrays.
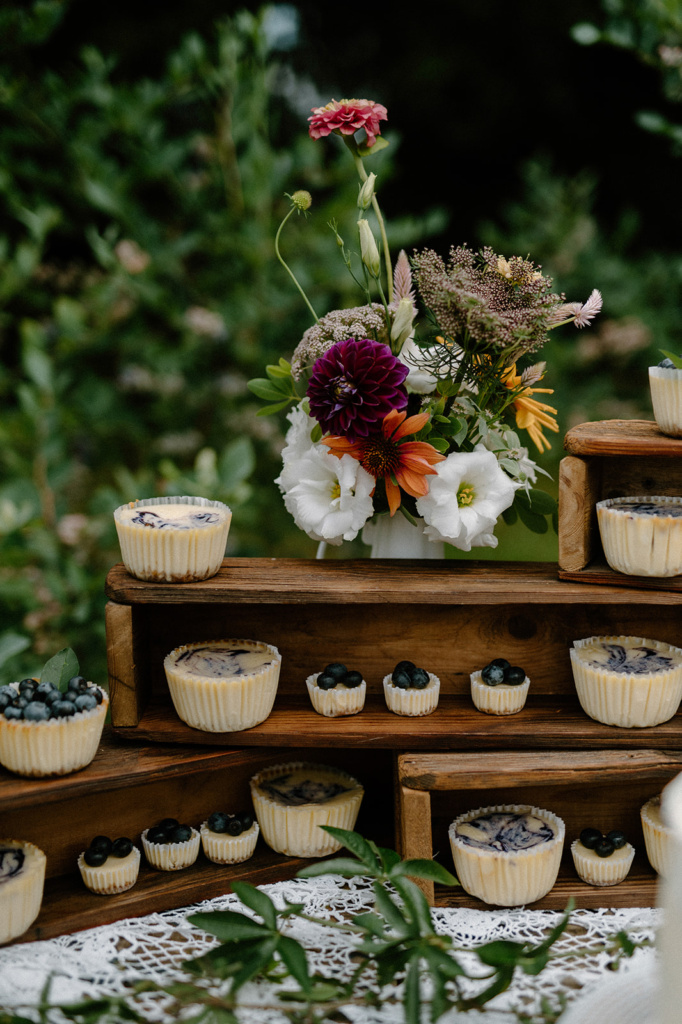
[[1, 0, 682, 683]]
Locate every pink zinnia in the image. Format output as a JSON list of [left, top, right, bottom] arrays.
[[308, 98, 388, 149]]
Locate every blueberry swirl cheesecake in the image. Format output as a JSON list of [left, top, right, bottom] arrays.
[[570, 635, 682, 728], [141, 817, 200, 871], [77, 834, 140, 894], [0, 840, 46, 944], [306, 663, 366, 717], [164, 639, 281, 733], [649, 357, 682, 437], [250, 762, 364, 858], [114, 495, 231, 582], [641, 795, 673, 876], [448, 804, 565, 906], [470, 658, 530, 716], [200, 810, 259, 864], [571, 826, 634, 886], [383, 660, 440, 716], [597, 496, 682, 577]]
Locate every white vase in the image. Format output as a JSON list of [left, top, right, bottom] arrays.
[[361, 515, 445, 559]]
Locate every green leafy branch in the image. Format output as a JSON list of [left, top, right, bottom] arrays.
[[246, 358, 302, 416]]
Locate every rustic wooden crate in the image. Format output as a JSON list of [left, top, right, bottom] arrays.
[[558, 419, 682, 584], [105, 558, 682, 749], [397, 749, 682, 908]]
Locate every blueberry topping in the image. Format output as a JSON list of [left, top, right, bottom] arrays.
[[89, 835, 113, 855], [35, 681, 57, 701], [111, 837, 133, 858], [0, 685, 16, 700], [343, 670, 363, 688], [167, 824, 192, 844], [606, 829, 627, 850], [3, 706, 23, 720], [0, 693, 11, 712], [579, 827, 602, 850], [658, 357, 676, 368], [207, 812, 231, 834], [19, 686, 35, 702], [84, 848, 108, 867], [410, 667, 430, 689], [18, 679, 37, 692], [481, 658, 510, 686], [158, 817, 179, 830], [53, 699, 77, 717], [146, 825, 168, 845], [394, 660, 416, 677], [67, 675, 89, 693], [226, 817, 244, 836], [505, 666, 527, 686], [316, 673, 337, 691], [87, 686, 103, 704], [392, 670, 412, 689], [74, 693, 98, 712], [595, 837, 615, 858], [23, 701, 51, 722], [238, 812, 254, 831], [11, 696, 28, 710], [323, 663, 348, 681]]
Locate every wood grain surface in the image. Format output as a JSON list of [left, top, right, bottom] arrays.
[[559, 559, 682, 591], [563, 419, 682, 456]]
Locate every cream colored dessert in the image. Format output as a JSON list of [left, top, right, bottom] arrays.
[[164, 639, 281, 733], [114, 496, 231, 582], [0, 840, 46, 944], [141, 827, 200, 871], [306, 673, 366, 717], [470, 670, 530, 715], [382, 673, 440, 717], [448, 804, 565, 906], [571, 839, 634, 886], [0, 687, 108, 777], [200, 820, 259, 864], [597, 496, 682, 577], [77, 847, 140, 894], [641, 796, 672, 876], [250, 762, 364, 858], [649, 364, 682, 437], [570, 635, 682, 728]]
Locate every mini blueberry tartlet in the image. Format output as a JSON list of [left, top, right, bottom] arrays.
[[114, 495, 232, 582], [163, 639, 281, 733], [641, 795, 672, 876], [649, 357, 682, 437], [571, 826, 635, 886], [569, 635, 682, 728], [0, 649, 108, 777], [470, 658, 530, 716], [250, 762, 364, 858], [383, 660, 440, 717], [0, 840, 46, 945], [200, 810, 259, 864], [597, 496, 682, 577], [449, 804, 565, 907], [78, 835, 141, 894], [141, 817, 200, 871], [305, 663, 366, 717]]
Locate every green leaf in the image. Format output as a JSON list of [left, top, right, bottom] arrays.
[[277, 935, 311, 993], [231, 881, 278, 930], [40, 647, 79, 690], [256, 399, 292, 416], [320, 827, 381, 870], [297, 857, 375, 879], [501, 504, 518, 525], [372, 880, 410, 933], [477, 939, 525, 967], [516, 501, 549, 534], [352, 911, 387, 937], [229, 935, 279, 992], [391, 876, 435, 935], [375, 844, 401, 872], [525, 488, 557, 515], [310, 423, 322, 442], [392, 859, 459, 886], [187, 909, 270, 942], [247, 378, 289, 402], [357, 135, 390, 157], [266, 363, 293, 379], [660, 349, 682, 369], [428, 436, 450, 453], [403, 956, 422, 1024]]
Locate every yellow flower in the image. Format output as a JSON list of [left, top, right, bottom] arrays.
[[503, 363, 559, 453]]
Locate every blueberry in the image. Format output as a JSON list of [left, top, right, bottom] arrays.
[[18, 678, 37, 692], [3, 706, 23, 720], [167, 824, 192, 844], [658, 357, 676, 368], [595, 837, 615, 858], [23, 701, 51, 722], [504, 666, 527, 686], [87, 686, 103, 705], [316, 673, 337, 691], [35, 682, 57, 701], [74, 693, 98, 712], [158, 817, 179, 830], [393, 660, 416, 677], [410, 667, 430, 690], [238, 812, 254, 831], [226, 817, 244, 836], [67, 675, 89, 693], [0, 693, 12, 712], [146, 826, 168, 844], [0, 686, 16, 701], [19, 686, 35, 702], [323, 663, 348, 681], [392, 670, 412, 689], [111, 837, 133, 858], [84, 848, 108, 867], [208, 812, 230, 834], [89, 835, 112, 855], [44, 689, 62, 706], [579, 827, 602, 850], [481, 659, 510, 686], [606, 829, 627, 850], [11, 696, 28, 710], [53, 699, 77, 718], [343, 671, 363, 688]]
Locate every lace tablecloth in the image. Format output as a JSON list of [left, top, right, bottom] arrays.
[[0, 876, 662, 1023]]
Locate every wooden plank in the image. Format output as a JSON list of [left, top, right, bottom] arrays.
[[399, 785, 434, 904], [564, 419, 682, 457], [558, 455, 600, 571], [559, 559, 682, 592], [106, 601, 147, 727]]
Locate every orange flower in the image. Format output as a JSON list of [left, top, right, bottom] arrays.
[[502, 363, 559, 454], [323, 409, 445, 516]]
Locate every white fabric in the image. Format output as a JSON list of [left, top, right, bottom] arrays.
[[0, 875, 661, 1022]]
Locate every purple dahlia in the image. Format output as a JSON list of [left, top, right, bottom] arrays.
[[306, 337, 408, 440]]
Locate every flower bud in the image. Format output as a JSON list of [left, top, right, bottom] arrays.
[[357, 173, 376, 210], [390, 296, 415, 352], [357, 219, 381, 277], [291, 190, 312, 211]]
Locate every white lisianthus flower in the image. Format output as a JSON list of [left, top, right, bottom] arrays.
[[280, 402, 316, 464], [275, 444, 375, 545], [416, 447, 516, 550], [398, 336, 439, 394]]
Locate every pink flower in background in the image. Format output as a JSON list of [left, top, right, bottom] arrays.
[[308, 98, 388, 148]]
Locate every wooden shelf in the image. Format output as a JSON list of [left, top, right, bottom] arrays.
[[563, 419, 682, 457]]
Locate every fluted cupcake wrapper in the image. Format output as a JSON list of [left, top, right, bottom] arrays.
[[141, 828, 200, 870], [382, 673, 440, 716], [305, 675, 366, 717], [0, 840, 46, 945], [0, 693, 108, 777], [570, 635, 682, 728], [78, 847, 141, 894], [649, 366, 682, 438], [641, 798, 672, 876], [597, 495, 682, 577], [200, 821, 259, 864], [470, 671, 530, 715], [571, 840, 634, 886]]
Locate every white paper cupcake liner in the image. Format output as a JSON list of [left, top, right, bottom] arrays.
[[649, 365, 682, 437], [0, 840, 46, 945], [114, 495, 231, 582], [200, 821, 259, 864], [305, 674, 366, 717], [0, 690, 108, 777], [250, 761, 364, 858], [382, 673, 440, 716], [164, 640, 281, 732], [77, 847, 141, 894], [141, 828, 200, 870], [641, 797, 672, 876], [570, 635, 682, 728], [571, 839, 634, 886], [470, 670, 530, 715], [597, 496, 682, 577], [449, 804, 565, 907]]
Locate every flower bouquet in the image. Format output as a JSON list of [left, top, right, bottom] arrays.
[[248, 98, 602, 557]]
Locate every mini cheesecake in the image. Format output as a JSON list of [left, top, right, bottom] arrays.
[[114, 495, 231, 582], [305, 672, 366, 718], [570, 635, 682, 728], [641, 796, 672, 876], [78, 845, 141, 895], [250, 762, 364, 858], [571, 838, 634, 886], [597, 496, 682, 577], [164, 639, 281, 733], [649, 364, 682, 437], [141, 826, 200, 871], [0, 840, 46, 944], [470, 669, 530, 716], [449, 804, 564, 906], [200, 819, 259, 865], [382, 672, 440, 717]]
